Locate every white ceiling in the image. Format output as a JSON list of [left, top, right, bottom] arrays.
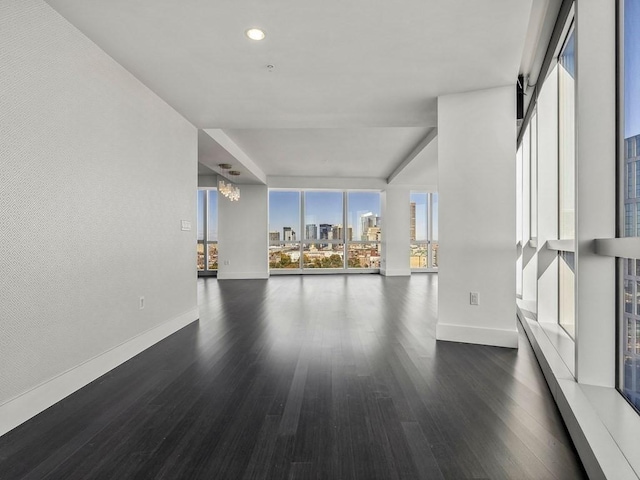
[[45, 0, 534, 185]]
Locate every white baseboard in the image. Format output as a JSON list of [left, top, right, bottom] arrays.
[[436, 322, 519, 348], [0, 307, 199, 437], [217, 271, 269, 280], [380, 268, 411, 277]]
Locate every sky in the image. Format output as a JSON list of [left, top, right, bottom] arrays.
[[625, 0, 640, 139]]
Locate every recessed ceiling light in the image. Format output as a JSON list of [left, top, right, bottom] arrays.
[[245, 28, 266, 41]]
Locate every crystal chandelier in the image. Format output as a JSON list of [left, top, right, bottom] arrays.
[[218, 164, 241, 201], [218, 179, 240, 201]]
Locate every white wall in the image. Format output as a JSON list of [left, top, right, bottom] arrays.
[[574, 0, 616, 386], [436, 86, 518, 348], [217, 183, 268, 279], [381, 188, 410, 276], [0, 0, 198, 430]]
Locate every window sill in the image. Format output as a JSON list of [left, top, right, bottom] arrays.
[[517, 301, 640, 480]]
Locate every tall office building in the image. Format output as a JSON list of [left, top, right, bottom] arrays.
[[305, 224, 317, 240], [283, 227, 296, 242], [360, 212, 380, 241], [332, 224, 343, 242]]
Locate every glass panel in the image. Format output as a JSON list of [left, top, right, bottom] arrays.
[[268, 244, 301, 269], [303, 243, 344, 269], [207, 243, 218, 270], [625, 279, 633, 314], [432, 194, 439, 268], [559, 26, 575, 240], [304, 192, 343, 251], [410, 193, 428, 241], [197, 243, 205, 271], [347, 243, 380, 268], [410, 244, 429, 268], [530, 111, 538, 238], [197, 190, 205, 242], [559, 251, 575, 338], [348, 192, 381, 242], [269, 191, 300, 244], [207, 190, 218, 242]]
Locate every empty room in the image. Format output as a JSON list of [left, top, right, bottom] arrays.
[[1, 0, 638, 479]]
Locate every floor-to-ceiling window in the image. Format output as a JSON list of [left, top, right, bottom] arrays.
[[304, 191, 344, 269], [347, 192, 381, 269], [409, 192, 438, 271], [620, 0, 640, 411], [269, 189, 382, 273], [197, 189, 218, 275], [268, 190, 301, 269], [558, 23, 576, 339]]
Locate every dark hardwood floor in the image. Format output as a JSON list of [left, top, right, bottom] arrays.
[[0, 275, 586, 479]]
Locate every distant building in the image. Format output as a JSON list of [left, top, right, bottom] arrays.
[[283, 227, 296, 242], [365, 227, 381, 242], [305, 223, 317, 240], [318, 223, 332, 247], [319, 223, 332, 239], [360, 212, 380, 241], [269, 231, 280, 242], [332, 224, 343, 241]]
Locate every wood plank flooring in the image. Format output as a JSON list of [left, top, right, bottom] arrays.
[[0, 275, 587, 479]]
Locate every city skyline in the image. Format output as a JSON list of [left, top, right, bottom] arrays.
[[200, 190, 438, 240]]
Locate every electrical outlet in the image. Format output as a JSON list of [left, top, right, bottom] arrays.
[[224, 260, 230, 266], [470, 292, 479, 306], [139, 296, 145, 310]]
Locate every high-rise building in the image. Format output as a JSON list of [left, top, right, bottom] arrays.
[[319, 223, 332, 239], [269, 231, 280, 242], [283, 227, 296, 242], [360, 212, 379, 241], [410, 202, 416, 241], [305, 223, 317, 240], [365, 226, 381, 242], [332, 224, 343, 241]]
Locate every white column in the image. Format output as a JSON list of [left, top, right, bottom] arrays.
[[381, 187, 410, 276], [436, 85, 518, 348], [217, 182, 269, 279], [574, 0, 616, 386]]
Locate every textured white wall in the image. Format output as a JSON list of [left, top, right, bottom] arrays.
[[436, 86, 518, 348], [0, 0, 197, 404], [217, 184, 269, 279], [381, 188, 411, 276]]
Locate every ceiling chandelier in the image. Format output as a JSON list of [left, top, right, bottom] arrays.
[[218, 164, 241, 201]]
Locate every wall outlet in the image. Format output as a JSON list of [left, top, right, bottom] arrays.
[[470, 292, 479, 306], [139, 296, 145, 310], [223, 260, 230, 266]]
